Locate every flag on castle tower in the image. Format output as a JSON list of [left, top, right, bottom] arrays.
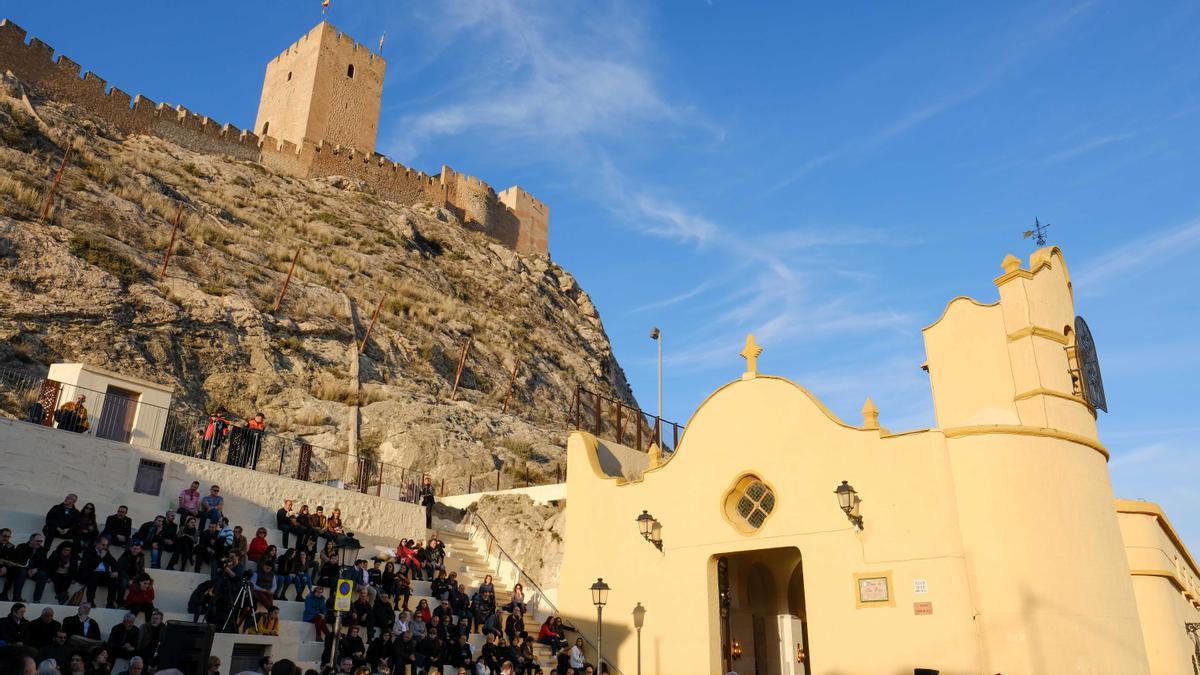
[[322, 0, 330, 14], [379, 31, 386, 54]]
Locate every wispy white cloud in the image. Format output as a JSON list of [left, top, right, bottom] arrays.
[[1044, 132, 1135, 164], [629, 194, 720, 246], [385, 1, 712, 161], [1110, 442, 1170, 467], [766, 2, 1097, 195], [1073, 218, 1200, 293], [630, 280, 718, 313]]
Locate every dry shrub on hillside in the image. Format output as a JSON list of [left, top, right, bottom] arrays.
[[67, 233, 143, 286], [0, 175, 40, 216], [310, 372, 357, 405]]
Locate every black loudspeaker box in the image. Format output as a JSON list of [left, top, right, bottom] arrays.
[[158, 620, 216, 675]]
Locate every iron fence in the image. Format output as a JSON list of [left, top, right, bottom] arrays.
[[572, 384, 683, 453], [0, 365, 567, 501]]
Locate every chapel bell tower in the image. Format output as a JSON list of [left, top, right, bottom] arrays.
[[254, 21, 385, 154]]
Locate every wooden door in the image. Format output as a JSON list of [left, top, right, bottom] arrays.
[[97, 386, 139, 443]]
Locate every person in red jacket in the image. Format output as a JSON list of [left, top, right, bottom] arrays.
[[124, 574, 156, 622], [246, 528, 269, 569]]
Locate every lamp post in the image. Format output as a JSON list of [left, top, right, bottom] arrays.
[[329, 534, 363, 668], [591, 578, 610, 670], [650, 327, 662, 447], [632, 602, 646, 675]]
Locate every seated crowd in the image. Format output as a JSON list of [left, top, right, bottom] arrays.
[[0, 488, 592, 675]]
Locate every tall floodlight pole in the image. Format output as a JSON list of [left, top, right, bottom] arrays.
[[650, 327, 662, 447]]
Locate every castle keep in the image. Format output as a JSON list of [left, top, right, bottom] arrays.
[[0, 19, 550, 256]]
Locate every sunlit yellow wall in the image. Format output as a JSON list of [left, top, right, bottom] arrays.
[[556, 248, 1193, 674], [1118, 503, 1200, 674]]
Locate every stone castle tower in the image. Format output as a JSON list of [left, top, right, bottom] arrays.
[[254, 21, 385, 154]]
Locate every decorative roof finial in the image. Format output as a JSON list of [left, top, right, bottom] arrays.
[[861, 398, 880, 430], [740, 334, 763, 380]]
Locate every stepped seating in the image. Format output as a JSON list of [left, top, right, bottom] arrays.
[[0, 486, 556, 673]]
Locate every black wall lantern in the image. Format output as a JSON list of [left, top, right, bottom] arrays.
[[636, 510, 663, 551], [834, 480, 864, 530]]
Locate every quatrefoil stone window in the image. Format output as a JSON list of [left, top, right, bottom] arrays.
[[725, 475, 777, 533]]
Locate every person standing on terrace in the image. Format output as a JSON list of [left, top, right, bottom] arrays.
[[246, 412, 266, 469], [201, 410, 230, 461], [419, 476, 436, 530]]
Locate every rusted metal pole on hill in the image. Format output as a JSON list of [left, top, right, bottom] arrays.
[[39, 146, 71, 222], [501, 359, 520, 413], [449, 338, 472, 400], [359, 296, 385, 353], [615, 403, 623, 445], [159, 204, 184, 279], [272, 248, 302, 313]]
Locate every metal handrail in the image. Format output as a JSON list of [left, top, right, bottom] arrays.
[[465, 510, 625, 675], [572, 383, 683, 454]]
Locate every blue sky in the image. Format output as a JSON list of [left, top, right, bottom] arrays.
[[7, 2, 1199, 542]]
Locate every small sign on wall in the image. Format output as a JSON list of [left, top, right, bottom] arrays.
[[913, 579, 928, 594], [854, 571, 895, 608], [914, 601, 933, 615]]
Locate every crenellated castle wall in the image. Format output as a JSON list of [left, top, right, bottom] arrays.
[[0, 18, 548, 257]]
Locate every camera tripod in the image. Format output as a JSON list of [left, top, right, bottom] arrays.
[[220, 580, 257, 633]]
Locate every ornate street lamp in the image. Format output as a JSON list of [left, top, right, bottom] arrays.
[[834, 481, 863, 530], [632, 602, 646, 675], [591, 578, 610, 671], [635, 510, 663, 551], [329, 534, 362, 667]]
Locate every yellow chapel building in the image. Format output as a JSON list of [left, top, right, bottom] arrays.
[[555, 247, 1200, 675]]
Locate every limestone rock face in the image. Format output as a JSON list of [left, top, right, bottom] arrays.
[[468, 494, 565, 591], [0, 79, 637, 485]]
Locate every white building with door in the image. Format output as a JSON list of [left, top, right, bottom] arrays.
[[45, 362, 174, 449]]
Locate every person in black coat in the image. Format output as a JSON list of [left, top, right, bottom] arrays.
[[348, 590, 373, 636], [36, 628, 72, 667], [135, 516, 166, 569], [42, 494, 79, 550], [371, 593, 395, 640], [101, 506, 133, 549], [0, 603, 29, 645], [366, 630, 395, 671], [445, 633, 474, 670], [78, 537, 119, 607], [338, 625, 367, 667], [158, 512, 178, 564], [415, 633, 442, 674], [9, 533, 48, 603], [113, 541, 146, 606], [26, 607, 60, 648], [61, 604, 101, 641], [107, 613, 140, 662], [187, 579, 215, 623], [393, 630, 418, 674], [195, 521, 221, 573]]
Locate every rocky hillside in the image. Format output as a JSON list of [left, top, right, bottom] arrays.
[[0, 71, 635, 487]]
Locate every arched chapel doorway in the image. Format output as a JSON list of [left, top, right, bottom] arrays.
[[716, 547, 808, 675]]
